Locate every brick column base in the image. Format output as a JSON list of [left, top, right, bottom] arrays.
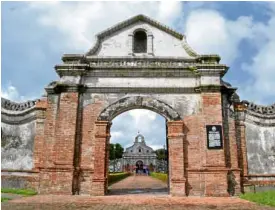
[[170, 179, 186, 196], [91, 121, 111, 196], [39, 168, 74, 195], [187, 168, 230, 197], [91, 179, 106, 196], [167, 121, 186, 196]]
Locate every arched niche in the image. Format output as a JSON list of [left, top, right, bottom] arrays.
[[128, 26, 154, 56]]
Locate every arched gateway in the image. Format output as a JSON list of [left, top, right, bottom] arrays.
[[4, 14, 275, 197], [35, 14, 237, 196]]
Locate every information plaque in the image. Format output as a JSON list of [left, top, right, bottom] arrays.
[[206, 125, 223, 149]]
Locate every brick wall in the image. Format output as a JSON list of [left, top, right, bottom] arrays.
[[35, 91, 245, 196]]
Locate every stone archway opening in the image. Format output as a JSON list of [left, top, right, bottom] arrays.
[[107, 108, 169, 195], [92, 96, 186, 196]]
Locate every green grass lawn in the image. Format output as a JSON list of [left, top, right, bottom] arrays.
[[240, 190, 275, 207], [1, 188, 37, 196], [150, 172, 168, 183]]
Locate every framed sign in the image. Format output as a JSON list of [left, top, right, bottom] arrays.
[[206, 125, 223, 149]]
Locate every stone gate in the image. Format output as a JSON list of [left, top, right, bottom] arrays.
[[2, 14, 275, 196]]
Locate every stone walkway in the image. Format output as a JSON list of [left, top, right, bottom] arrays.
[[2, 194, 274, 210], [108, 175, 168, 195]]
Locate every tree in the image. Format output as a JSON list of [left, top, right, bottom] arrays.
[[155, 148, 168, 173], [109, 144, 115, 161], [109, 143, 124, 172], [155, 148, 167, 160]]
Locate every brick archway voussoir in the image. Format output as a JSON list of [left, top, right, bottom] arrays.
[[98, 96, 182, 121]]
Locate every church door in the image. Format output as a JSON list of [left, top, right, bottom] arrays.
[[136, 160, 144, 174]]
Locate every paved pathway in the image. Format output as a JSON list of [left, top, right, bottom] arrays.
[[2, 176, 274, 210], [108, 175, 168, 195], [2, 194, 274, 210]]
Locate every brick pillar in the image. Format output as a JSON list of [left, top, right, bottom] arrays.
[[41, 94, 60, 168], [39, 92, 79, 194], [167, 121, 186, 196], [202, 92, 229, 196], [33, 98, 47, 170], [53, 92, 79, 194], [234, 103, 248, 192], [228, 117, 241, 195], [38, 93, 60, 194], [91, 121, 111, 196]]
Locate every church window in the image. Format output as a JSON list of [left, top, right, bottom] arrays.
[[139, 149, 141, 152], [147, 150, 149, 153], [133, 30, 147, 53], [131, 150, 132, 153]]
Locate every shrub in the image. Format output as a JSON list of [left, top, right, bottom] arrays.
[[1, 197, 11, 202], [108, 172, 131, 185], [1, 188, 37, 196]]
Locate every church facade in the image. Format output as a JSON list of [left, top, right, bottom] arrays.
[[1, 14, 275, 197], [122, 134, 157, 173]]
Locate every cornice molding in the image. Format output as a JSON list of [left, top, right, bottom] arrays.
[[55, 59, 228, 77], [44, 85, 224, 94]]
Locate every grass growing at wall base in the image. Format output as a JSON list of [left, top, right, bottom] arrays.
[[1, 188, 37, 196], [150, 172, 168, 183], [240, 191, 275, 207], [1, 197, 11, 202], [108, 172, 131, 186]]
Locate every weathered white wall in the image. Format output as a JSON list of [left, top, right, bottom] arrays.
[[245, 122, 275, 174], [1, 121, 35, 170], [96, 22, 192, 57], [84, 77, 199, 88], [200, 76, 220, 85], [83, 93, 201, 118]]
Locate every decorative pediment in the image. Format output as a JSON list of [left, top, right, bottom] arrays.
[[84, 14, 198, 57]]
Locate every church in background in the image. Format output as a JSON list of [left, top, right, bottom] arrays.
[[122, 133, 157, 173]]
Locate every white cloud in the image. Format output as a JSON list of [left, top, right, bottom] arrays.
[[27, 2, 183, 52], [111, 131, 123, 140], [110, 109, 166, 150], [185, 4, 275, 105], [158, 1, 182, 23], [1, 83, 40, 102], [151, 144, 166, 151], [1, 84, 20, 101], [128, 109, 156, 125], [238, 3, 275, 104], [185, 9, 253, 65]]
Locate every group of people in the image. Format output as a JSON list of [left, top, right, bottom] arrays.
[[135, 167, 149, 175]]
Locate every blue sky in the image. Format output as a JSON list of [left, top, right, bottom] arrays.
[[1, 2, 275, 149]]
